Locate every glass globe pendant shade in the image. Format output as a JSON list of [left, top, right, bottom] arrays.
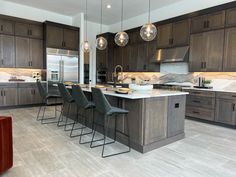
[[115, 31, 129, 47], [96, 36, 108, 50], [140, 23, 157, 41], [81, 41, 91, 53]]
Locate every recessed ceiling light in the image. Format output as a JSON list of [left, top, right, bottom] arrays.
[[106, 4, 111, 9]]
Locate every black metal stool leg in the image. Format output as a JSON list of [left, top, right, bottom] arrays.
[[36, 105, 42, 121]]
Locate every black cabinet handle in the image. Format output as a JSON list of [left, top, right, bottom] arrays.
[[207, 21, 210, 28], [193, 111, 200, 114], [0, 25, 3, 31], [4, 90, 6, 96], [204, 62, 207, 69], [143, 64, 147, 70], [169, 38, 173, 45], [232, 104, 235, 112], [1, 59, 4, 65], [201, 62, 204, 69], [0, 90, 2, 96], [203, 21, 207, 28]]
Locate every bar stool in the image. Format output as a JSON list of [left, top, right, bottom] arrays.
[[57, 83, 75, 131], [71, 85, 95, 143], [36, 81, 62, 124], [90, 87, 131, 158]]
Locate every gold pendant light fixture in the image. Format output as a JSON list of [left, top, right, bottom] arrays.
[[96, 0, 108, 50], [81, 0, 91, 53], [140, 0, 157, 41], [114, 0, 129, 47]]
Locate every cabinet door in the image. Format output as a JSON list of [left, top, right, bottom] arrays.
[[15, 22, 29, 37], [157, 23, 172, 48], [204, 30, 224, 72], [226, 7, 236, 27], [113, 47, 123, 66], [29, 24, 43, 39], [18, 88, 33, 105], [129, 44, 138, 71], [223, 28, 236, 71], [0, 35, 15, 68], [46, 25, 63, 48], [15, 37, 30, 68], [63, 28, 79, 50], [30, 39, 43, 69], [0, 19, 14, 35], [2, 88, 18, 106], [31, 88, 42, 104], [122, 45, 130, 71], [191, 15, 207, 33], [172, 19, 190, 46], [215, 99, 236, 125], [207, 11, 225, 30], [96, 49, 107, 70], [189, 33, 205, 72], [137, 43, 148, 71], [147, 41, 160, 72]]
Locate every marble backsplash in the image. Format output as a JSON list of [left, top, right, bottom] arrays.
[[0, 68, 46, 82], [118, 72, 236, 90]]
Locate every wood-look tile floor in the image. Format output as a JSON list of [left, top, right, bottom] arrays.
[[1, 106, 236, 177]]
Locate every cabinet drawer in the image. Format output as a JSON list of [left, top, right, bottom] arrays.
[[186, 106, 215, 121], [186, 95, 215, 109], [216, 92, 236, 100], [18, 83, 37, 88], [0, 83, 17, 88], [185, 89, 215, 98]]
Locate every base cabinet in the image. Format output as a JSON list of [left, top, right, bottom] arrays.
[[18, 87, 42, 105], [0, 88, 18, 107], [215, 99, 236, 125]]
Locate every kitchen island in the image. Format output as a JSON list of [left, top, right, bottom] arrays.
[[66, 85, 188, 153]]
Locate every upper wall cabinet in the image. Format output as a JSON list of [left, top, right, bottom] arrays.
[[189, 30, 224, 72], [157, 19, 190, 48], [226, 7, 236, 27], [45, 22, 79, 51], [0, 19, 14, 35], [15, 22, 43, 39], [191, 11, 225, 33], [0, 35, 15, 68], [223, 28, 236, 71]]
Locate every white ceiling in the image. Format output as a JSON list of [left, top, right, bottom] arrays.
[[2, 0, 184, 25]]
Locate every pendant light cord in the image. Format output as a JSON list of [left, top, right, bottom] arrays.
[[121, 0, 124, 31], [85, 0, 88, 41], [100, 0, 103, 33], [148, 0, 151, 23]]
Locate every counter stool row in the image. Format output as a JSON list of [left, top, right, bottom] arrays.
[[36, 81, 131, 158]]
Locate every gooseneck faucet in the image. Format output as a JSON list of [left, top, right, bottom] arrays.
[[113, 65, 123, 88]]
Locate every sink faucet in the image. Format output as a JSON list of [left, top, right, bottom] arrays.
[[113, 65, 123, 88]]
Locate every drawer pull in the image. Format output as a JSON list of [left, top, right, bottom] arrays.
[[193, 100, 201, 103], [232, 95, 236, 98], [175, 103, 180, 108], [192, 111, 200, 114], [232, 104, 235, 112]]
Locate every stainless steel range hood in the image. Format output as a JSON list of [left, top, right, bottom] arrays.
[[151, 46, 189, 63]]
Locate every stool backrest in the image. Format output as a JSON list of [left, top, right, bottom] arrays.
[[57, 83, 73, 103], [91, 87, 112, 115], [36, 80, 47, 100], [72, 85, 90, 108]]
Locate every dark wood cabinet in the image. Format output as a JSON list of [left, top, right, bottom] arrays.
[[128, 44, 138, 71], [191, 11, 225, 33], [0, 19, 14, 35], [18, 84, 42, 105], [15, 37, 30, 68], [0, 35, 15, 68], [223, 28, 236, 71], [0, 88, 18, 107], [226, 7, 236, 27], [157, 23, 172, 48], [15, 22, 43, 39], [137, 43, 148, 71], [30, 39, 43, 69], [215, 98, 236, 125], [157, 19, 190, 48], [172, 20, 190, 46], [46, 23, 79, 50], [189, 30, 224, 72], [16, 37, 43, 69]]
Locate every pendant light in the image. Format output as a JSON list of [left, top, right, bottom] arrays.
[[140, 0, 157, 41], [96, 0, 107, 50], [81, 0, 91, 53], [114, 0, 129, 47]]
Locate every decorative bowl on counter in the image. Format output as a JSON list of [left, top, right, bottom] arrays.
[[129, 84, 153, 92], [115, 88, 131, 94]]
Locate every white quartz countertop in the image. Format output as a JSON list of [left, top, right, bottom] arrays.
[[67, 85, 188, 100], [182, 87, 236, 93]]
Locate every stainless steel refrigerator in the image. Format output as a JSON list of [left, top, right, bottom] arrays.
[[47, 48, 79, 95]]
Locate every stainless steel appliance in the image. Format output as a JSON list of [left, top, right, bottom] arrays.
[[47, 48, 79, 94]]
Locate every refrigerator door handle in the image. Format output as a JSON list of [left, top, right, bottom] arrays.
[[61, 60, 64, 83]]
